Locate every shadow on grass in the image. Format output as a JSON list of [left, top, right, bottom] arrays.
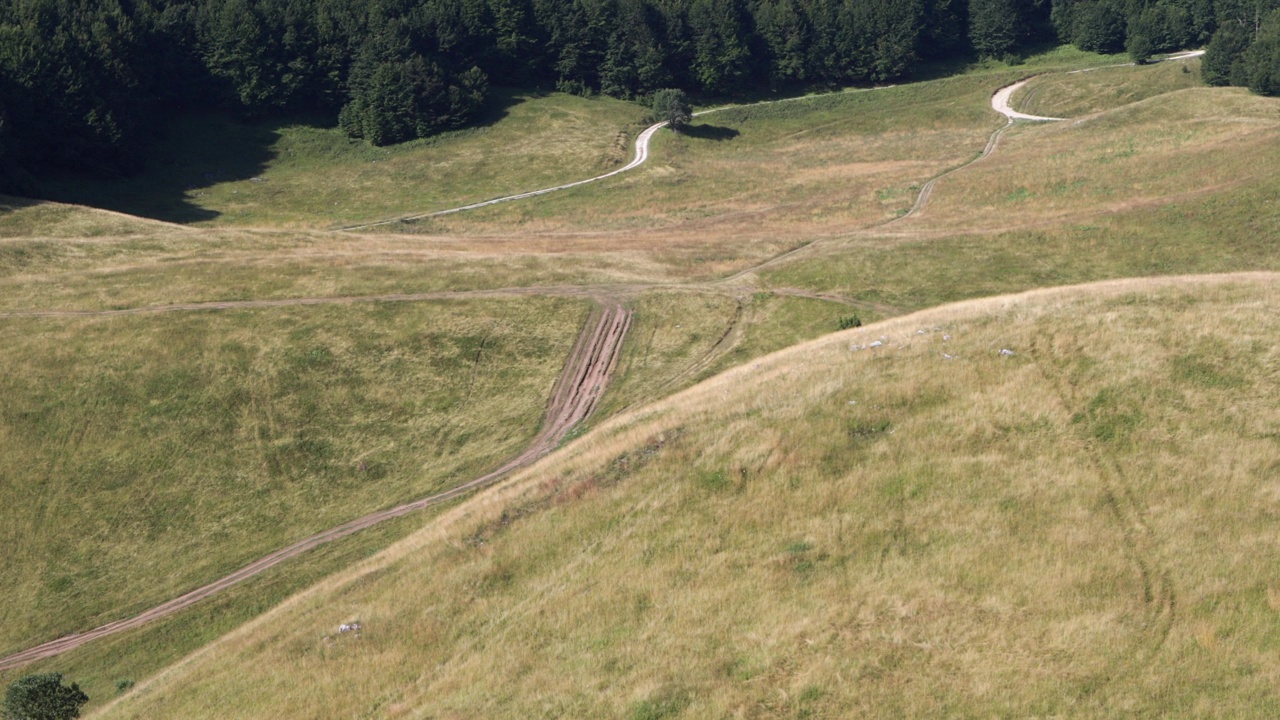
[[34, 115, 282, 224], [29, 89, 526, 225], [682, 124, 740, 141]]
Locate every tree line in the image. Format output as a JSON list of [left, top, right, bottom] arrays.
[[1, 0, 1276, 190]]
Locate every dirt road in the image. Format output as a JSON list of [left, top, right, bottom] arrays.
[[339, 86, 896, 232], [990, 80, 1064, 122], [0, 303, 631, 672]]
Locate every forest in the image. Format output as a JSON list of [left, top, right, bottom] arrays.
[[1, 0, 1277, 190]]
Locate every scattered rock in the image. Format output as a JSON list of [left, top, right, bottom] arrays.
[[999, 349, 1016, 357], [338, 622, 362, 634], [943, 334, 952, 341], [869, 340, 884, 348], [943, 353, 954, 360]]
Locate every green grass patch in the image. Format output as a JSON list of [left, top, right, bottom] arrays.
[[764, 165, 1280, 315], [0, 297, 587, 656], [1014, 57, 1204, 118], [33, 90, 649, 228]]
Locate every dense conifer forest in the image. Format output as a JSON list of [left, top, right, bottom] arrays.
[[0, 0, 1277, 189]]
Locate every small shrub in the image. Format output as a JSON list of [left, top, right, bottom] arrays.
[[696, 469, 729, 492], [838, 315, 862, 330], [115, 679, 135, 694], [629, 687, 690, 720]]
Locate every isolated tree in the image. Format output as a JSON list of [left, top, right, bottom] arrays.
[[2, 674, 88, 720], [652, 88, 693, 131]]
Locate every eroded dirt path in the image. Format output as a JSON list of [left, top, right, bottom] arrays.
[[0, 303, 631, 672]]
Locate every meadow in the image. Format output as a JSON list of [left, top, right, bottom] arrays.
[[90, 276, 1280, 719], [0, 44, 1277, 717], [0, 298, 586, 657], [33, 90, 649, 229]]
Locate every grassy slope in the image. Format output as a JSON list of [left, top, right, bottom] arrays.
[[1013, 58, 1203, 118], [92, 276, 1280, 719], [0, 196, 185, 239], [0, 45, 1276, 715], [0, 298, 588, 657], [34, 91, 649, 229], [763, 166, 1280, 313], [914, 85, 1279, 233]]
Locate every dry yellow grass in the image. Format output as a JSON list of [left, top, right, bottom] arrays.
[[1012, 58, 1204, 118], [32, 92, 649, 230], [908, 87, 1280, 234], [0, 196, 189, 239], [91, 274, 1280, 719], [4, 50, 1279, 714], [0, 297, 588, 658], [411, 76, 1009, 240]]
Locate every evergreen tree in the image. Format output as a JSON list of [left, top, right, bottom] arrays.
[[918, 0, 968, 58], [486, 0, 545, 82], [1066, 0, 1128, 53], [969, 0, 1021, 57], [754, 0, 810, 89], [688, 0, 751, 93], [1202, 21, 1253, 84], [1127, 8, 1159, 62], [600, 0, 670, 97], [1241, 8, 1280, 93]]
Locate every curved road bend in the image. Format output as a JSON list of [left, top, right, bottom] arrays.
[[338, 86, 896, 232]]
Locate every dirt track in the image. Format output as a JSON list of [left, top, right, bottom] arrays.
[[0, 303, 631, 672], [0, 51, 1210, 670]]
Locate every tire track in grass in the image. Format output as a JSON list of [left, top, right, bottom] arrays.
[[1027, 330, 1176, 688], [0, 303, 632, 672]]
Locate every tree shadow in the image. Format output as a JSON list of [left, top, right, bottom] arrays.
[[33, 114, 281, 224], [681, 124, 740, 141], [27, 89, 526, 225]]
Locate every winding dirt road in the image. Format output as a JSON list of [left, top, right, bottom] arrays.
[[890, 49, 1204, 224], [342, 49, 1202, 234], [0, 303, 631, 672], [0, 50, 1210, 671], [339, 86, 896, 232]]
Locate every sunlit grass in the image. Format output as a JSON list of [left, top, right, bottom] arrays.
[[33, 91, 649, 229], [1013, 57, 1203, 118], [91, 276, 1280, 719], [0, 298, 587, 657]]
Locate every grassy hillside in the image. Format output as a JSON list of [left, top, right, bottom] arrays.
[[913, 86, 1278, 234], [1012, 58, 1204, 118], [0, 196, 186, 239], [0, 298, 588, 657], [33, 91, 649, 229], [90, 275, 1280, 718], [1, 44, 1277, 717]]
